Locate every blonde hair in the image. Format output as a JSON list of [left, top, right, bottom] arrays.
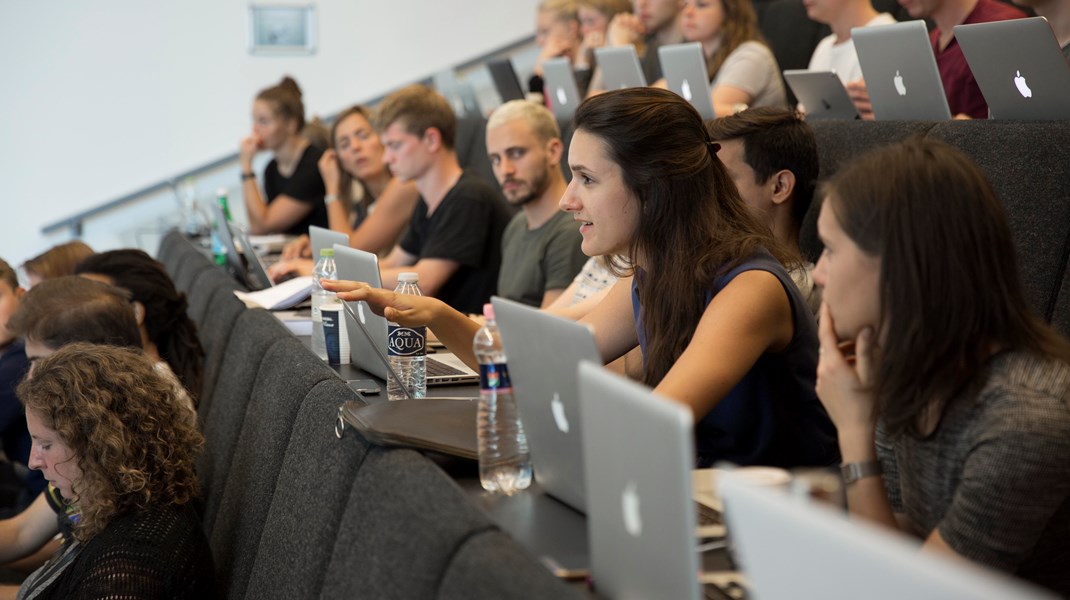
[[487, 100, 561, 144], [539, 0, 580, 20]]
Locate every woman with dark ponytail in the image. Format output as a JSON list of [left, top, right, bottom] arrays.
[[75, 250, 205, 404]]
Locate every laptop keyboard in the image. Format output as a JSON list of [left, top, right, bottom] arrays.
[[696, 501, 722, 527], [426, 357, 467, 377]]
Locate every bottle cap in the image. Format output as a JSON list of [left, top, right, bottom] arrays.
[[319, 248, 334, 257], [482, 303, 494, 321], [216, 187, 228, 199], [399, 272, 419, 283]]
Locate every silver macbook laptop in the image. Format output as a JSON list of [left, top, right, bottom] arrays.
[[659, 42, 716, 120], [231, 227, 274, 291], [784, 70, 861, 120], [543, 57, 584, 121], [595, 46, 647, 89], [853, 20, 952, 120], [487, 58, 527, 103], [209, 203, 261, 290], [492, 297, 601, 512], [955, 17, 1070, 120], [578, 362, 703, 600], [309, 225, 348, 260], [719, 471, 1056, 600], [332, 245, 478, 385]]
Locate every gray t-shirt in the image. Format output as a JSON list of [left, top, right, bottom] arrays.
[[497, 209, 587, 308], [876, 350, 1070, 595], [712, 41, 788, 110]]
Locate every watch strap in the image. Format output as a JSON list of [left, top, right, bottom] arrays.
[[840, 460, 882, 486]]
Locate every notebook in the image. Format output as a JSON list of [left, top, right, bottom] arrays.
[[659, 42, 716, 120], [852, 20, 952, 120], [309, 225, 348, 260], [543, 57, 584, 121], [719, 471, 1057, 600], [492, 297, 603, 513], [578, 361, 705, 600], [955, 17, 1070, 120], [595, 46, 647, 89], [488, 58, 527, 103], [332, 245, 479, 385], [784, 70, 861, 120]]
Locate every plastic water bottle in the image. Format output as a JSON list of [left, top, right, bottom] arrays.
[[474, 303, 532, 495], [210, 188, 232, 266], [216, 187, 233, 222], [310, 248, 337, 361], [387, 273, 427, 400]]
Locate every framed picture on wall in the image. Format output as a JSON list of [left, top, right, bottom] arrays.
[[248, 4, 317, 55]]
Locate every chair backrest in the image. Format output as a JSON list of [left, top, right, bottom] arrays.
[[455, 114, 499, 190], [173, 250, 216, 295], [209, 337, 338, 600], [197, 308, 292, 533], [156, 229, 189, 275], [319, 446, 495, 599], [436, 529, 582, 600], [244, 379, 368, 600], [196, 290, 249, 420], [188, 266, 241, 326]]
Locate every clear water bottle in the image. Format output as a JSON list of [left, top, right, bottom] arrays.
[[310, 248, 337, 361], [474, 303, 532, 495], [387, 273, 427, 400]]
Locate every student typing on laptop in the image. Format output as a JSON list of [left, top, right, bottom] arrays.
[[814, 138, 1070, 595], [327, 88, 839, 470], [364, 85, 511, 316]]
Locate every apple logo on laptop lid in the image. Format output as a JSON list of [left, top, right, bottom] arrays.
[[621, 480, 643, 537], [557, 87, 569, 106], [681, 78, 693, 101], [894, 70, 907, 96], [551, 392, 570, 433], [1014, 70, 1032, 98]]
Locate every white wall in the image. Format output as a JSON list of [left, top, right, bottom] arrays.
[[0, 0, 538, 265]]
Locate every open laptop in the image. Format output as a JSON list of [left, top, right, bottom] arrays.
[[487, 58, 527, 103], [309, 225, 348, 261], [784, 70, 861, 120], [231, 226, 274, 290], [719, 472, 1056, 600], [492, 297, 602, 513], [332, 245, 478, 385], [853, 20, 952, 120], [543, 57, 584, 121], [659, 42, 716, 120], [578, 361, 706, 600], [595, 46, 647, 90], [210, 203, 262, 290], [955, 17, 1070, 120]]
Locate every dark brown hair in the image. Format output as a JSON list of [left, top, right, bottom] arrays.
[[19, 343, 203, 542], [574, 87, 797, 386], [824, 137, 1070, 437], [0, 258, 18, 292], [22, 241, 95, 283], [7, 276, 142, 351], [373, 84, 457, 150], [330, 106, 379, 216], [76, 250, 205, 402], [706, 107, 819, 232], [256, 76, 306, 132]]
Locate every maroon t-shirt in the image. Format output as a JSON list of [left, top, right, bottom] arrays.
[[931, 0, 1026, 118]]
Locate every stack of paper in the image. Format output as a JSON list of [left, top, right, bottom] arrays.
[[234, 275, 313, 310]]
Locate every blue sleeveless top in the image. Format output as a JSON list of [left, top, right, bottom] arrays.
[[632, 251, 840, 468]]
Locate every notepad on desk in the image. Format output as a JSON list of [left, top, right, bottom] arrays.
[[234, 275, 313, 310]]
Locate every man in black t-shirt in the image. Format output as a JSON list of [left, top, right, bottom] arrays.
[[372, 85, 510, 314]]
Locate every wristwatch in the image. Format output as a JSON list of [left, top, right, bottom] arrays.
[[840, 460, 882, 486]]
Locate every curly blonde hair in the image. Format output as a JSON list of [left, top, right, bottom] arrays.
[[18, 343, 204, 543]]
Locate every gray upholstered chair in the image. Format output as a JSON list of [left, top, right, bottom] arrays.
[[210, 337, 338, 600], [244, 379, 368, 600], [319, 447, 496, 599], [188, 266, 241, 326], [436, 529, 583, 600], [197, 308, 291, 532], [196, 290, 248, 420]]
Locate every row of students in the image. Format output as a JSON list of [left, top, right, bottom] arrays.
[[324, 87, 1070, 594]]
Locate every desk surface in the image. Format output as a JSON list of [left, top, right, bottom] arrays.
[[299, 328, 741, 599]]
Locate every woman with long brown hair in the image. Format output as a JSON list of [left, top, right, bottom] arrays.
[[327, 88, 838, 469], [814, 137, 1070, 594]]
